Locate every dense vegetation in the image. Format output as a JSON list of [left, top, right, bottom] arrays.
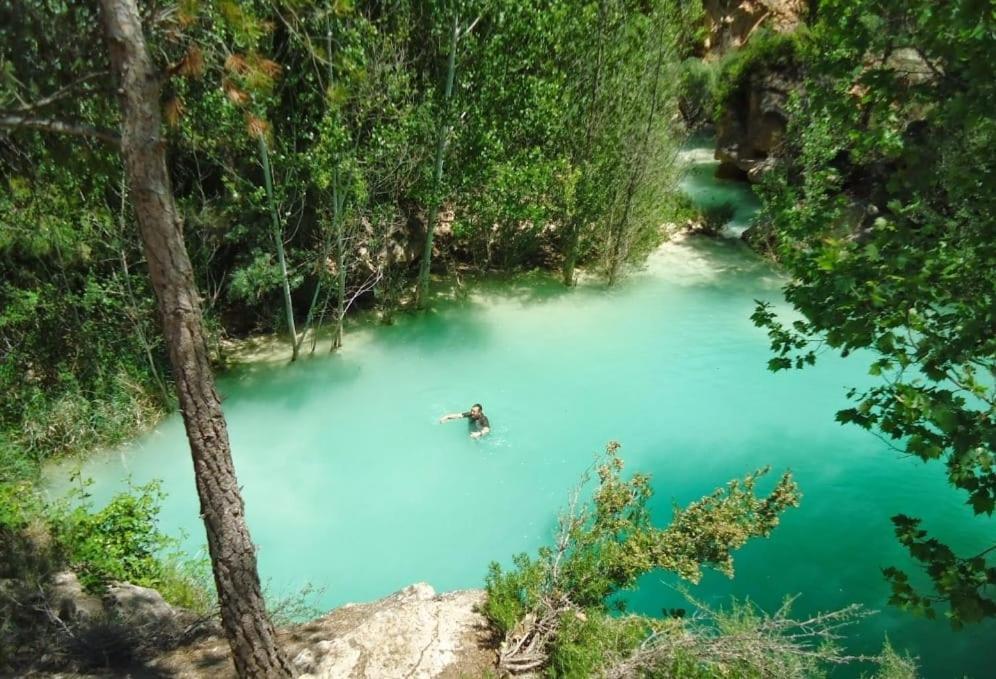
[[0, 0, 992, 676], [0, 0, 698, 479], [747, 0, 995, 629]]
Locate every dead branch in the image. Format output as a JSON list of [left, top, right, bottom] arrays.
[[0, 113, 120, 145]]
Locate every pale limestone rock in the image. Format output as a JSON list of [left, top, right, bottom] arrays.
[[104, 581, 177, 629], [299, 583, 488, 679], [147, 582, 495, 678]]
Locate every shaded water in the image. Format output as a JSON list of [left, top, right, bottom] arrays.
[[49, 142, 992, 677]]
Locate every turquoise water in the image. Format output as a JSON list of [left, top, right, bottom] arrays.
[[48, 144, 992, 677]]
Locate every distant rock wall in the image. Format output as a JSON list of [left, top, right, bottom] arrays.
[[715, 70, 793, 182], [701, 1, 805, 183], [701, 0, 805, 54]]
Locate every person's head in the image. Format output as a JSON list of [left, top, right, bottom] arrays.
[[470, 403, 483, 418]]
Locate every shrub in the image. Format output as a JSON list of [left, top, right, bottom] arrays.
[[48, 480, 215, 613], [712, 29, 805, 123], [49, 480, 169, 592], [484, 443, 918, 677], [676, 57, 719, 127]]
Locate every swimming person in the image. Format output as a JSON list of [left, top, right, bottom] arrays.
[[439, 403, 491, 439]]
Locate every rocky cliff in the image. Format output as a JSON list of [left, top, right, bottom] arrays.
[[715, 69, 794, 182], [149, 583, 495, 679], [701, 0, 805, 53], [702, 1, 805, 183]]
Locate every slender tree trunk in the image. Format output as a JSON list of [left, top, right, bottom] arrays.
[[416, 12, 459, 309], [98, 2, 293, 676], [561, 0, 607, 287], [606, 28, 666, 286], [560, 217, 582, 286], [258, 135, 299, 360], [332, 166, 346, 351], [324, 28, 348, 351]]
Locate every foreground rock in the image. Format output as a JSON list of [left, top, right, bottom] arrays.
[[149, 583, 495, 678]]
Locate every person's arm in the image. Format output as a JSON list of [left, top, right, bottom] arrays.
[[439, 412, 466, 423]]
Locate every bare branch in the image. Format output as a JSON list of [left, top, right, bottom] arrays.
[[13, 71, 109, 112], [0, 113, 120, 145]]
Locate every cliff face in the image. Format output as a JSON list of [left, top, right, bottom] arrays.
[[701, 0, 805, 54], [703, 1, 805, 183], [715, 70, 793, 182], [149, 583, 496, 679]]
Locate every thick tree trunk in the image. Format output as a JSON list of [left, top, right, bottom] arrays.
[[98, 2, 293, 677]]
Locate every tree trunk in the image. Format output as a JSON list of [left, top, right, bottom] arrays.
[[328, 163, 347, 351], [416, 12, 459, 309], [258, 134, 299, 361], [560, 218, 581, 286], [98, 2, 293, 676], [606, 25, 666, 286], [561, 0, 607, 287]]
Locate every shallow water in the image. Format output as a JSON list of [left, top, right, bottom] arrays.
[[49, 143, 992, 677]]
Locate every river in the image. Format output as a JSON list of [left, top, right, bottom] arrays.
[[48, 139, 993, 677]]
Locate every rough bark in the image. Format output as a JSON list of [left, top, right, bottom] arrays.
[[98, 1, 293, 676]]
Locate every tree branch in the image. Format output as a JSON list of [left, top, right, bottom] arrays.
[[0, 113, 120, 145], [13, 71, 110, 112]]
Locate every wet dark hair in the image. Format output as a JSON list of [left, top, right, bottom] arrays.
[[472, 403, 483, 411]]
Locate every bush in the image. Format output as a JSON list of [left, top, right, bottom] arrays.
[[47, 480, 215, 613], [156, 552, 217, 617], [547, 611, 656, 678], [49, 480, 170, 593], [712, 29, 805, 123], [696, 201, 737, 235], [676, 57, 719, 127], [484, 443, 919, 677]]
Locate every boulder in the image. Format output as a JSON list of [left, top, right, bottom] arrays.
[[297, 583, 491, 679], [104, 581, 181, 636], [49, 571, 103, 622]]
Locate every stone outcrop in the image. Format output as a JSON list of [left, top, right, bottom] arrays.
[[701, 0, 805, 54], [148, 583, 496, 679], [715, 70, 793, 182], [49, 571, 104, 622], [104, 581, 179, 629]]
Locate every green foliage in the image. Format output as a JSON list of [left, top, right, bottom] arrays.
[[546, 609, 656, 678], [484, 556, 544, 636], [750, 0, 996, 626], [486, 444, 800, 635], [156, 551, 217, 616], [485, 444, 915, 677], [693, 201, 737, 235], [49, 480, 171, 592], [676, 57, 719, 127], [711, 28, 804, 123], [871, 639, 918, 679]]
